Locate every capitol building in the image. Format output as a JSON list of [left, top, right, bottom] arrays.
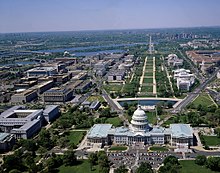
[[87, 106, 194, 147]]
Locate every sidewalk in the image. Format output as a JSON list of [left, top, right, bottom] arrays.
[[153, 57, 157, 95], [139, 56, 148, 93]]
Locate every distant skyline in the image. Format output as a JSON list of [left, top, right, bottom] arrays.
[[1, 0, 220, 33]]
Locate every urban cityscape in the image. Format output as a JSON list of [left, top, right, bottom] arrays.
[[1, 0, 220, 173]]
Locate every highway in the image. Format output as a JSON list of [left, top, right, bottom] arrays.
[[172, 68, 219, 113]]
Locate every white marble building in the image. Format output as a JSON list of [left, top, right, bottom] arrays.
[[87, 107, 193, 147]]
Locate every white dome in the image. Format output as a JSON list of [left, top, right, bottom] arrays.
[[130, 106, 149, 132], [133, 106, 147, 118]]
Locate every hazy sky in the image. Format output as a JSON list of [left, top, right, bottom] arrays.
[[0, 0, 220, 33]]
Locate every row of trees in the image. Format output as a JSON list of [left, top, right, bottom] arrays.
[[195, 155, 220, 172], [52, 106, 94, 130], [88, 151, 110, 173], [159, 155, 181, 173], [1, 147, 77, 173], [186, 104, 220, 127]]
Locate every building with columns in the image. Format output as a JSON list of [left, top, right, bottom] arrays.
[[87, 106, 193, 148]]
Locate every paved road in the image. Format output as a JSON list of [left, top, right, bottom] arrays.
[[102, 89, 123, 113], [172, 68, 219, 113], [115, 97, 181, 101]]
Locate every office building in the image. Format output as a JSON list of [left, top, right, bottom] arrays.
[[11, 89, 38, 103], [75, 80, 92, 93], [27, 67, 58, 77], [0, 133, 15, 151], [0, 105, 59, 139], [107, 70, 125, 82], [167, 54, 183, 67], [43, 88, 73, 103]]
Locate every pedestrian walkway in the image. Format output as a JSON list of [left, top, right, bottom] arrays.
[[153, 57, 157, 96], [182, 152, 186, 159], [193, 130, 202, 147], [109, 167, 114, 173], [139, 57, 148, 92], [77, 132, 88, 150], [162, 56, 175, 98]]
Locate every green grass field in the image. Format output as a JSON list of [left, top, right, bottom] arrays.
[[149, 146, 168, 151], [203, 136, 220, 146], [109, 146, 127, 151], [68, 131, 86, 145], [147, 112, 157, 125], [59, 160, 99, 173], [161, 117, 175, 127], [103, 84, 122, 93], [192, 93, 216, 107], [179, 160, 218, 173], [141, 86, 153, 92], [145, 72, 153, 76], [87, 95, 104, 102], [105, 117, 123, 127], [146, 65, 153, 68], [143, 78, 153, 84]]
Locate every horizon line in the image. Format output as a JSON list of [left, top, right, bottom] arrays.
[[1, 25, 220, 34]]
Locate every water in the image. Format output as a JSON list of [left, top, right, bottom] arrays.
[[72, 49, 125, 56], [33, 43, 144, 53], [0, 61, 37, 67], [118, 100, 177, 106]]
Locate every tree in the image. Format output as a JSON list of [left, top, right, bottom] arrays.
[[136, 162, 153, 173], [114, 165, 128, 173], [206, 157, 220, 171], [88, 152, 98, 170], [46, 157, 57, 172], [9, 170, 22, 173], [167, 101, 173, 109], [63, 151, 77, 166], [163, 155, 179, 165], [98, 151, 110, 173], [2, 150, 25, 172], [23, 154, 39, 173], [100, 108, 111, 118], [195, 155, 207, 166], [46, 154, 63, 172], [20, 139, 38, 152], [123, 102, 129, 110], [156, 104, 163, 115], [159, 155, 181, 173], [215, 127, 220, 138], [37, 129, 53, 149], [37, 146, 47, 157]]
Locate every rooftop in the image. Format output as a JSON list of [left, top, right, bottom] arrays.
[[170, 124, 193, 138], [87, 124, 112, 138], [43, 105, 59, 114], [108, 70, 125, 76], [15, 119, 40, 131], [0, 132, 11, 141], [27, 66, 57, 72]]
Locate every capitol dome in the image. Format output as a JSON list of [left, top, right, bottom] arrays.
[[130, 106, 150, 132], [133, 106, 147, 118]]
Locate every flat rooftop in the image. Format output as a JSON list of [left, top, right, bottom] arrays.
[[27, 66, 56, 72], [87, 124, 112, 138], [170, 124, 193, 138]]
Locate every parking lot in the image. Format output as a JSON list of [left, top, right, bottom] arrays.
[[105, 142, 220, 170]]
